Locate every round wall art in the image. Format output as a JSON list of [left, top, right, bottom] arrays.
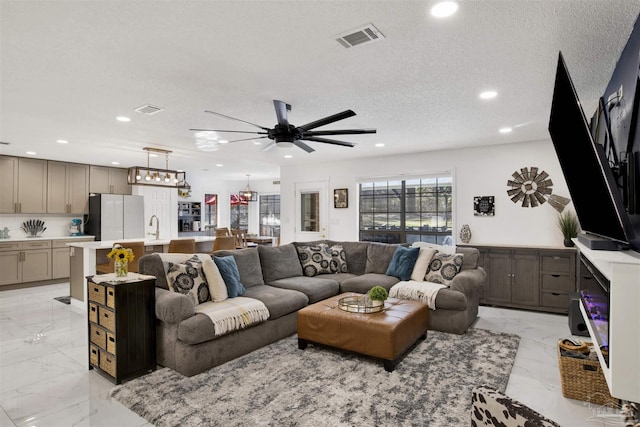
[[506, 166, 553, 207]]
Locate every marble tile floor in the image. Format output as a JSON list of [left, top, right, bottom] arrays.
[[0, 283, 624, 427]]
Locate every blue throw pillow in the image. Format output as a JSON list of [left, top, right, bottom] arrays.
[[385, 246, 420, 281], [213, 255, 245, 297]]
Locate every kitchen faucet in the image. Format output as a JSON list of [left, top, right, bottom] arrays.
[[148, 215, 159, 240]]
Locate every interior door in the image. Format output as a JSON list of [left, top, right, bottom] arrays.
[[295, 181, 328, 242]]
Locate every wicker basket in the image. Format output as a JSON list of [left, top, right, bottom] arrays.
[[557, 340, 617, 406]]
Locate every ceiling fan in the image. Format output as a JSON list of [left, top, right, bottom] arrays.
[[190, 100, 376, 153]]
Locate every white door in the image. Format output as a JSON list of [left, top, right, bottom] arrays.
[[140, 187, 174, 240], [295, 181, 328, 242]]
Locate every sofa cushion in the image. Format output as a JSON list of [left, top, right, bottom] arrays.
[[339, 273, 399, 294], [365, 242, 400, 274], [243, 285, 309, 320], [340, 241, 369, 275], [259, 243, 303, 282], [212, 248, 264, 288], [213, 255, 245, 298], [411, 241, 456, 255], [456, 246, 479, 270], [166, 255, 211, 306], [410, 247, 437, 281], [425, 252, 464, 286], [385, 246, 420, 281], [267, 276, 339, 304], [177, 313, 218, 345], [297, 243, 334, 276]]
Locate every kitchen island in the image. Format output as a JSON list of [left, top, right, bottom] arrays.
[[67, 236, 216, 307]]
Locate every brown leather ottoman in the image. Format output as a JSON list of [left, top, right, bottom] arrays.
[[297, 292, 429, 372]]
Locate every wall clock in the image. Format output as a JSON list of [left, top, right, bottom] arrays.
[[506, 167, 553, 207]]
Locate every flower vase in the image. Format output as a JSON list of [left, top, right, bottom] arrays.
[[115, 260, 128, 277]]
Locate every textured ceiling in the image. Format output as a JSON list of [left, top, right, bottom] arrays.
[[1, 1, 639, 183]]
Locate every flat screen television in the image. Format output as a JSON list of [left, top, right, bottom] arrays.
[[548, 52, 640, 253]]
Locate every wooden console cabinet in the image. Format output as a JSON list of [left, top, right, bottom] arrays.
[[87, 275, 156, 384], [466, 244, 576, 314]]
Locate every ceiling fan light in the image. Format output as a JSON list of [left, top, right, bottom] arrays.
[[277, 141, 294, 148]]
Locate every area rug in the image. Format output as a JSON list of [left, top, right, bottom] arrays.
[[111, 328, 520, 426]]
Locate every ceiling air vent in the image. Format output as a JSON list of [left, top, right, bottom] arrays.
[[336, 24, 385, 48], [272, 180, 280, 185], [134, 104, 165, 115]]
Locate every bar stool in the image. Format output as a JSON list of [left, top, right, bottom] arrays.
[[168, 238, 196, 253], [211, 236, 237, 252]]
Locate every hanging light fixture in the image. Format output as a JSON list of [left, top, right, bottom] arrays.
[[239, 174, 257, 201], [128, 147, 188, 188]]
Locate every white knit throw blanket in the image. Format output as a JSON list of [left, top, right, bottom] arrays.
[[389, 280, 447, 310], [195, 298, 270, 336]]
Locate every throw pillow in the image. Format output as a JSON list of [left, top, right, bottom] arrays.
[[329, 244, 348, 273], [425, 252, 464, 286], [297, 243, 333, 277], [166, 255, 211, 306], [410, 247, 437, 281], [385, 246, 420, 281], [201, 256, 228, 302], [213, 255, 245, 298]]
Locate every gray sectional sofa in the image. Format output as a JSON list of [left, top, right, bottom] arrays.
[[138, 240, 486, 376]]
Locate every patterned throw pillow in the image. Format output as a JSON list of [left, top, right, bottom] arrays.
[[425, 252, 464, 286], [329, 244, 348, 273], [297, 243, 333, 277], [166, 255, 210, 305]]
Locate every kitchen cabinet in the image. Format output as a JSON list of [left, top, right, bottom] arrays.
[[87, 275, 156, 384], [47, 161, 90, 214], [52, 238, 94, 279], [0, 240, 52, 286], [0, 156, 47, 214], [89, 166, 131, 195], [178, 202, 201, 232], [467, 244, 576, 313]]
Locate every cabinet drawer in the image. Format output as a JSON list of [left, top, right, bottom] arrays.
[[21, 240, 52, 250], [107, 332, 116, 355], [89, 303, 98, 323], [89, 344, 99, 366], [88, 283, 105, 305], [106, 286, 115, 309], [99, 350, 116, 378], [541, 291, 569, 309], [0, 242, 21, 252], [90, 324, 106, 349], [98, 306, 115, 332], [541, 273, 574, 291], [541, 255, 571, 273]]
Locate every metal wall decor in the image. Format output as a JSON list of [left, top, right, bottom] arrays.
[[506, 167, 553, 207], [474, 196, 495, 216]]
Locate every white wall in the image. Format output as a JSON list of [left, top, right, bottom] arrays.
[[280, 139, 574, 247]]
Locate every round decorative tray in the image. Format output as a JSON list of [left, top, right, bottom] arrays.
[[338, 296, 384, 314]]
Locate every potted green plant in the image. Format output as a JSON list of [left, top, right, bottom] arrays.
[[557, 211, 579, 247], [368, 286, 389, 307]]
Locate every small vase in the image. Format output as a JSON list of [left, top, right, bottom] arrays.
[[115, 260, 128, 277], [563, 238, 575, 248]]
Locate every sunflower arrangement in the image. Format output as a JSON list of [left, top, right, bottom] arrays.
[[107, 244, 135, 263]]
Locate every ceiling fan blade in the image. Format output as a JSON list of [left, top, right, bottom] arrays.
[[227, 136, 270, 143], [190, 129, 268, 135], [302, 136, 356, 147], [260, 141, 277, 152], [293, 140, 315, 153], [273, 100, 291, 126], [302, 129, 376, 136], [298, 110, 356, 131], [204, 110, 270, 131]]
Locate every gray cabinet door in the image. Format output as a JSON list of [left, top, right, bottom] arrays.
[[511, 253, 539, 306], [486, 252, 511, 303]]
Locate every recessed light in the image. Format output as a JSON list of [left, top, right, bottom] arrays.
[[430, 1, 458, 18], [375, 143, 385, 148], [111, 161, 120, 165], [479, 91, 498, 100], [253, 141, 263, 145], [116, 116, 131, 122], [219, 140, 229, 144], [499, 127, 513, 134], [56, 139, 69, 144], [215, 164, 224, 167], [284, 154, 293, 159], [26, 151, 37, 155]]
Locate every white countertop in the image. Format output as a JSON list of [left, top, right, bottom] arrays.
[[67, 236, 216, 249], [0, 235, 95, 243]]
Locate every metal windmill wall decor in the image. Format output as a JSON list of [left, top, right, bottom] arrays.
[[506, 166, 570, 212]]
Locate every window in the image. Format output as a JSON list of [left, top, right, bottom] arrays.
[[300, 192, 320, 232], [259, 194, 280, 237], [359, 175, 453, 244], [230, 194, 249, 230]]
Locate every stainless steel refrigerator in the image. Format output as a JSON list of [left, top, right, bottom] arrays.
[[85, 193, 145, 241]]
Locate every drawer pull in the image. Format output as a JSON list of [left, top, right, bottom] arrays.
[[552, 274, 560, 278], [94, 330, 102, 337], [90, 306, 97, 312], [108, 336, 115, 343], [552, 293, 560, 296]]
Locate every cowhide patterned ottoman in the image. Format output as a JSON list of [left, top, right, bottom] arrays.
[[471, 385, 560, 427]]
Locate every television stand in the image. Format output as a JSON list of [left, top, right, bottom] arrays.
[[577, 233, 628, 251]]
